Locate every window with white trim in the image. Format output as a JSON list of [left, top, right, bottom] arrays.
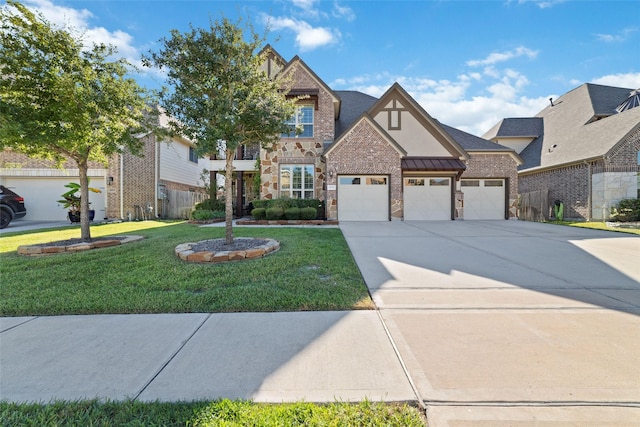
[[281, 105, 314, 138], [280, 164, 314, 199]]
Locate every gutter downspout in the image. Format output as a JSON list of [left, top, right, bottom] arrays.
[[155, 139, 159, 218], [120, 153, 124, 220], [584, 160, 592, 221]]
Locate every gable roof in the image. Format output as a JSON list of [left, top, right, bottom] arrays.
[[482, 118, 543, 140], [368, 83, 470, 160], [281, 55, 342, 120], [334, 90, 379, 139]]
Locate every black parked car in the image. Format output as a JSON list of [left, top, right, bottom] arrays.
[[0, 185, 27, 229]]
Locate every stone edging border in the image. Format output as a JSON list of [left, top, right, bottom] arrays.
[[175, 237, 280, 263], [17, 235, 144, 256]]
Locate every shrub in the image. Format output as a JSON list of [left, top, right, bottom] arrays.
[[300, 207, 317, 220], [191, 209, 223, 221], [195, 198, 225, 212], [265, 207, 284, 220], [252, 207, 266, 220], [252, 200, 268, 209], [285, 207, 301, 220], [610, 198, 640, 222]]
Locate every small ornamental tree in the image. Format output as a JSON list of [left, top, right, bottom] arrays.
[[143, 17, 298, 244], [0, 1, 155, 241]]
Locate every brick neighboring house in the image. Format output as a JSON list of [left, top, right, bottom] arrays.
[[483, 83, 640, 221], [216, 47, 522, 221], [0, 112, 209, 222]]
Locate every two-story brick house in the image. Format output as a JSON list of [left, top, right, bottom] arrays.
[[0, 112, 209, 222], [216, 47, 522, 221]]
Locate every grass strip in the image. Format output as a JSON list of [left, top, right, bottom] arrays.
[[549, 220, 640, 235], [0, 399, 426, 426], [0, 222, 373, 316]]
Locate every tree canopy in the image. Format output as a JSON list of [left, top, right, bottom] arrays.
[[0, 0, 155, 241], [143, 17, 299, 244]]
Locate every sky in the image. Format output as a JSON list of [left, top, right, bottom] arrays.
[[6, 0, 640, 136]]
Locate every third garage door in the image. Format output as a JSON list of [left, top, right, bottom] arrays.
[[461, 179, 506, 220]]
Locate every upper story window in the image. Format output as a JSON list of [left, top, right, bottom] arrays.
[[188, 147, 198, 163], [281, 105, 314, 138]]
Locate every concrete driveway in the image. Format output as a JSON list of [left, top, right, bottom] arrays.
[[340, 220, 640, 426]]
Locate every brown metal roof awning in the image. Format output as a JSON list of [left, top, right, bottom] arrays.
[[402, 157, 466, 175]]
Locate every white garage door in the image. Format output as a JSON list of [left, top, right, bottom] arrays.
[[461, 179, 505, 220], [404, 177, 451, 220], [3, 177, 106, 221], [338, 175, 388, 221]]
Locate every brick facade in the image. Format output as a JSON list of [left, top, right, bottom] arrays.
[[325, 119, 404, 220], [519, 126, 639, 221]]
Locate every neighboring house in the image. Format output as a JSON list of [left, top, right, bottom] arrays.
[[216, 46, 522, 221], [0, 112, 209, 221], [483, 83, 640, 221]]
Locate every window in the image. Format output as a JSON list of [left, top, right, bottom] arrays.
[[484, 180, 504, 187], [461, 180, 480, 187], [367, 177, 387, 185], [280, 164, 314, 199], [188, 147, 198, 163], [282, 105, 314, 138], [340, 177, 360, 185], [430, 178, 449, 186], [405, 178, 425, 186]]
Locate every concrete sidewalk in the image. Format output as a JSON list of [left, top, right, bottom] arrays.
[[0, 311, 415, 403], [340, 220, 640, 426]]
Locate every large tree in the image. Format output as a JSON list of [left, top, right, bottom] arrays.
[[0, 0, 154, 241], [143, 18, 298, 244]]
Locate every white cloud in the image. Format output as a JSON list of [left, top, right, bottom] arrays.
[[467, 46, 539, 67], [20, 0, 140, 62], [332, 66, 549, 136], [333, 1, 356, 22], [592, 72, 640, 89], [595, 27, 637, 43], [514, 0, 566, 8], [264, 15, 340, 51]]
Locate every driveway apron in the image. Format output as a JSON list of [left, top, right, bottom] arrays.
[[340, 220, 640, 427]]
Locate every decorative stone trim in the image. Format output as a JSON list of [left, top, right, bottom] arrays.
[[17, 235, 144, 256], [175, 237, 280, 263], [236, 220, 338, 226]]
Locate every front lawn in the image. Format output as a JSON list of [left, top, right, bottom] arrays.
[[0, 399, 426, 426], [549, 220, 640, 235], [0, 222, 373, 316]]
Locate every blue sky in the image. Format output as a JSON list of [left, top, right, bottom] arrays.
[[9, 0, 640, 136]]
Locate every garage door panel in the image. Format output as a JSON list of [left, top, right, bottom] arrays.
[[404, 177, 451, 220], [3, 178, 106, 221], [462, 179, 505, 220], [338, 176, 388, 221]]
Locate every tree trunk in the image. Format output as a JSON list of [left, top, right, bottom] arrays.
[[78, 162, 91, 242], [224, 149, 234, 245]]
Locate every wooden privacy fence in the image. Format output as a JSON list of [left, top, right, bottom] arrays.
[[519, 190, 549, 222], [164, 189, 207, 219]]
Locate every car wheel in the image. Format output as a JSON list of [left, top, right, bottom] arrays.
[[0, 210, 10, 229]]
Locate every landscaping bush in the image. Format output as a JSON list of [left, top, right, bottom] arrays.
[[251, 207, 266, 220], [300, 207, 317, 220], [284, 207, 301, 220], [265, 207, 284, 220], [191, 209, 224, 220], [195, 198, 225, 212], [252, 200, 268, 209], [610, 198, 640, 222]]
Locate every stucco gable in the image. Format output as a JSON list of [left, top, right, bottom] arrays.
[[368, 83, 469, 160], [324, 113, 406, 158]]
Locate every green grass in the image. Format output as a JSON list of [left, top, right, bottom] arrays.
[[549, 220, 640, 235], [0, 221, 373, 316], [0, 399, 426, 426]]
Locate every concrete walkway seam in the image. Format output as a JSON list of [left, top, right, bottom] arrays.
[[374, 309, 426, 412], [133, 313, 212, 400]]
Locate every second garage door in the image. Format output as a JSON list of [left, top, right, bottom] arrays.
[[461, 179, 506, 220], [404, 177, 452, 220], [337, 175, 388, 221]]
